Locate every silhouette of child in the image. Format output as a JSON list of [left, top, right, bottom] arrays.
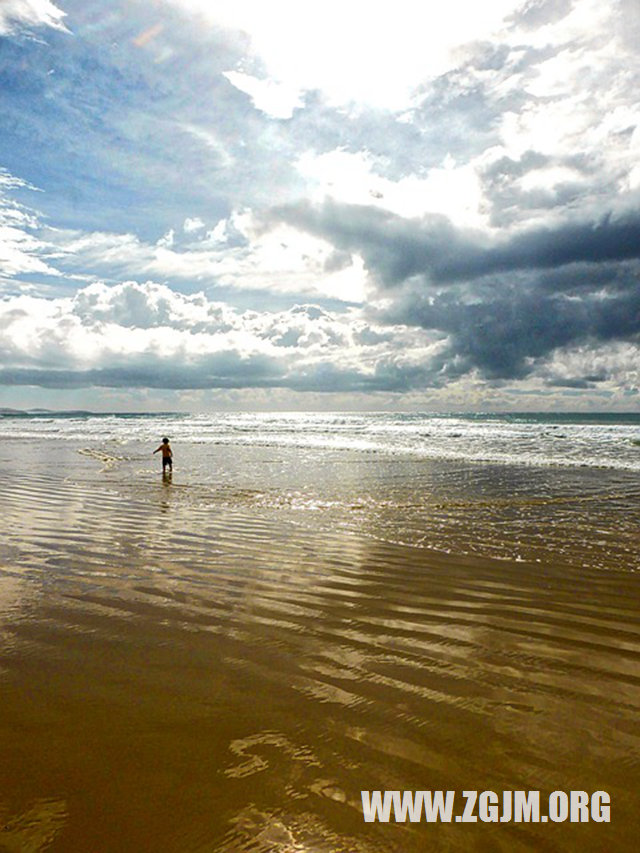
[[153, 437, 173, 472]]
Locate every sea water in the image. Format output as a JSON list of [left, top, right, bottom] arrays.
[[2, 410, 640, 471], [2, 410, 639, 572]]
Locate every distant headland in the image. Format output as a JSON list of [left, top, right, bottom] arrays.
[[0, 408, 182, 417]]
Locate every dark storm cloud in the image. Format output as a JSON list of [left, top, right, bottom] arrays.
[[458, 213, 640, 281], [533, 259, 640, 293], [271, 199, 640, 286], [267, 198, 640, 381], [268, 199, 472, 287], [384, 280, 640, 380]]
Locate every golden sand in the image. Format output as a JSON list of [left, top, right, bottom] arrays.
[[0, 457, 638, 851]]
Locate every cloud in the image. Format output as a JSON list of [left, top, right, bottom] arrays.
[[183, 217, 205, 234], [295, 149, 484, 227], [506, 0, 573, 31], [2, 0, 639, 408], [170, 0, 520, 109], [382, 274, 640, 381], [0, 170, 61, 279], [540, 340, 640, 390], [404, 1, 640, 226], [0, 280, 441, 391], [262, 195, 640, 381], [223, 71, 304, 119], [269, 198, 640, 287], [47, 216, 367, 302], [0, 0, 67, 35], [0, 167, 367, 302], [266, 199, 477, 287]]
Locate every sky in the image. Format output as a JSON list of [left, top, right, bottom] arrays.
[[1, 0, 639, 412]]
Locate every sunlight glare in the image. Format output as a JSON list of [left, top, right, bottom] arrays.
[[168, 0, 521, 109]]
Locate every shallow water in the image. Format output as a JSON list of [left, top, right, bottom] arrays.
[[32, 434, 638, 574], [0, 437, 639, 850]]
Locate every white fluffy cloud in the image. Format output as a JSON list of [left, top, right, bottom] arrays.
[[183, 217, 205, 234], [4, 279, 632, 406], [0, 0, 67, 35], [296, 149, 486, 229], [541, 340, 640, 391], [45, 214, 367, 302], [0, 280, 442, 390]]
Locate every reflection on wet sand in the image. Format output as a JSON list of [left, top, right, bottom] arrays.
[[0, 452, 639, 851], [0, 799, 68, 853]]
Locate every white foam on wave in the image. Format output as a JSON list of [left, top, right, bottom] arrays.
[[1, 412, 640, 471]]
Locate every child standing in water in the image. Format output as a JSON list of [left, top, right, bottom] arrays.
[[153, 437, 173, 472]]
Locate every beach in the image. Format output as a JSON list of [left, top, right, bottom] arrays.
[[0, 414, 639, 851], [5, 0, 640, 848]]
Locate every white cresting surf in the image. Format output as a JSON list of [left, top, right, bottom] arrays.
[[2, 411, 640, 471]]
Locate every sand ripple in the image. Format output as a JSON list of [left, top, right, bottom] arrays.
[[1, 460, 639, 851]]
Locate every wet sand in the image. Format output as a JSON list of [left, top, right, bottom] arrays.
[[0, 444, 639, 851]]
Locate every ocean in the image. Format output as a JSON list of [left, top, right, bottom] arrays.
[[3, 410, 640, 470]]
